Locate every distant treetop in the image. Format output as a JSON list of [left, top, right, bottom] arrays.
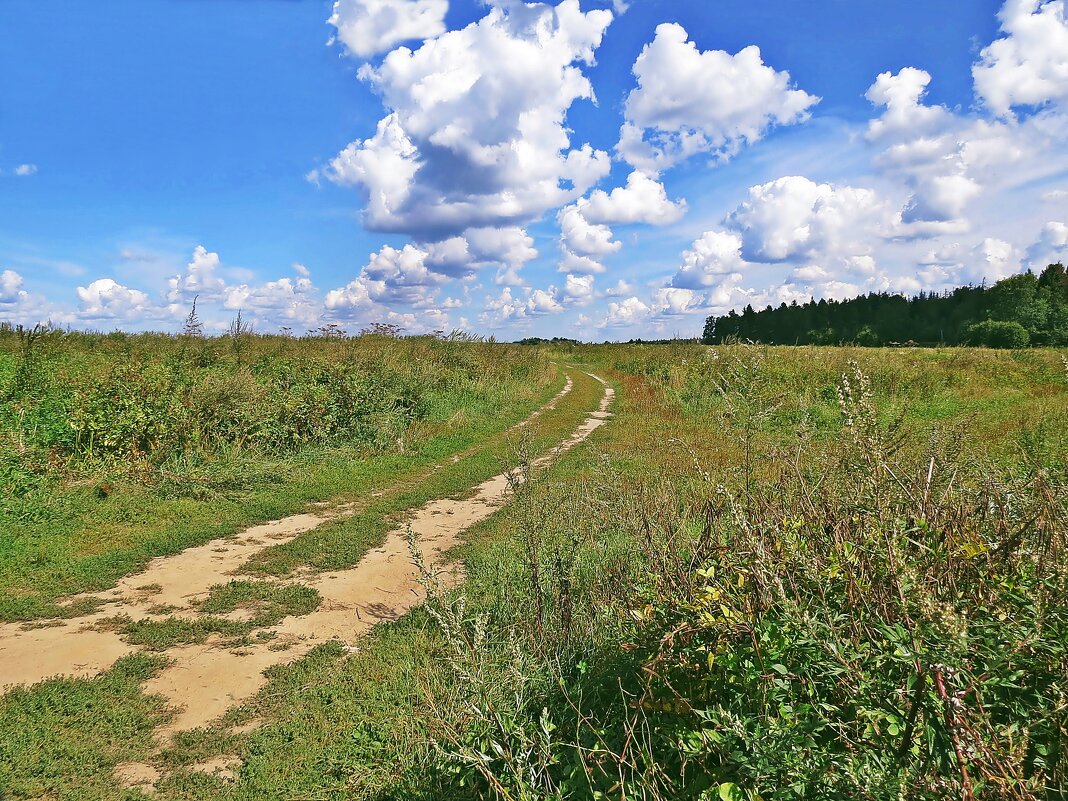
[[703, 264, 1068, 348]]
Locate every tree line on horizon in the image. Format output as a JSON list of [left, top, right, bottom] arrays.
[[703, 263, 1068, 348]]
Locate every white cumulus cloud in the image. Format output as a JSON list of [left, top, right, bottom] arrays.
[[600, 296, 650, 328], [328, 0, 614, 239], [0, 270, 26, 304], [167, 245, 227, 302], [618, 22, 818, 172], [329, 0, 449, 59], [581, 170, 687, 226], [672, 231, 746, 289], [727, 176, 889, 264], [974, 0, 1068, 116], [1026, 220, 1068, 267], [77, 279, 150, 319], [326, 244, 449, 313]]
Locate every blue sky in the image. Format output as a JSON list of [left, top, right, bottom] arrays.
[[1, 0, 1066, 339]]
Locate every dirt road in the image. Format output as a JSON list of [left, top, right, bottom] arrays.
[[0, 371, 613, 751]]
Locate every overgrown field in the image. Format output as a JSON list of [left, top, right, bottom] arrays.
[[0, 327, 555, 619], [1, 342, 1066, 801]]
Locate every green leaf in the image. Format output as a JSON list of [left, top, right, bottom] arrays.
[[719, 782, 742, 801]]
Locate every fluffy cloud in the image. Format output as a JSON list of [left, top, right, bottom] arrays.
[[76, 279, 150, 319], [409, 225, 540, 284], [557, 170, 684, 274], [223, 270, 320, 326], [918, 238, 1023, 289], [0, 272, 51, 326], [480, 270, 596, 325], [167, 246, 227, 301], [974, 0, 1068, 116], [865, 68, 953, 140], [727, 176, 888, 264], [618, 22, 818, 172], [558, 249, 608, 275], [558, 204, 620, 259], [13, 164, 37, 177], [465, 226, 538, 284], [561, 272, 595, 305], [865, 65, 1065, 236], [600, 296, 650, 328], [328, 0, 614, 238], [329, 0, 448, 59], [0, 270, 26, 304], [329, 116, 422, 228], [1026, 220, 1068, 267], [865, 69, 983, 232], [326, 244, 449, 314], [668, 178, 890, 293], [671, 231, 746, 289], [482, 286, 562, 324], [465, 227, 537, 269], [581, 170, 687, 226], [650, 287, 703, 318], [968, 238, 1022, 283]]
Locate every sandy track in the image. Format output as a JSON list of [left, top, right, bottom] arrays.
[[0, 372, 611, 742]]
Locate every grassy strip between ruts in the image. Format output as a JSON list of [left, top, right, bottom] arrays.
[[116, 581, 323, 651], [0, 367, 610, 801], [0, 367, 566, 622]]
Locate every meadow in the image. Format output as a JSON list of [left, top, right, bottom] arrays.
[[1, 336, 1066, 801], [0, 326, 556, 620]]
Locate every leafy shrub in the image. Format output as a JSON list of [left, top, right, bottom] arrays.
[[0, 329, 553, 490], [964, 320, 1031, 349], [855, 324, 882, 346]]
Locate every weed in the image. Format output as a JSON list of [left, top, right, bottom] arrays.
[[122, 581, 321, 650]]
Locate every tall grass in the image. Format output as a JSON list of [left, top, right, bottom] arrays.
[[0, 327, 552, 521], [407, 345, 1068, 801]]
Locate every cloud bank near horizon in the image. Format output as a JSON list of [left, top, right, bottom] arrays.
[[3, 0, 1068, 339]]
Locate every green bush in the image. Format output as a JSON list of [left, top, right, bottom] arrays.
[[855, 324, 882, 346], [0, 328, 553, 488], [964, 319, 1031, 349]]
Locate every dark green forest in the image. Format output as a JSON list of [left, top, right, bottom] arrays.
[[703, 263, 1068, 347]]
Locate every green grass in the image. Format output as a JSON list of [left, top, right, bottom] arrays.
[[238, 368, 605, 579], [2, 345, 1066, 801], [119, 581, 323, 650], [114, 345, 1066, 801], [0, 361, 609, 800], [0, 654, 172, 801]]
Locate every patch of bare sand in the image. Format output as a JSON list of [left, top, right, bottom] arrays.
[[114, 761, 160, 792], [188, 755, 242, 781], [0, 513, 329, 688], [0, 376, 575, 692]]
